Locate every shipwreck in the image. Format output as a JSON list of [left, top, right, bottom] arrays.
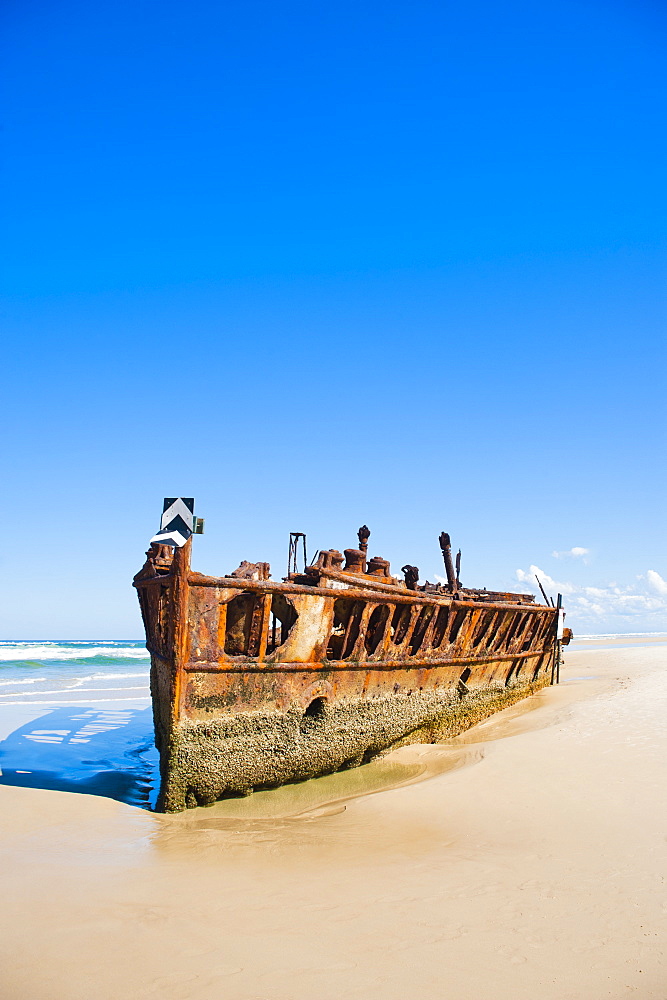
[[134, 500, 570, 812]]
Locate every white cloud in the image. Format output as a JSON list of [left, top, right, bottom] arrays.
[[432, 560, 666, 631], [516, 565, 576, 595], [646, 570, 667, 596], [552, 546, 590, 561], [515, 564, 667, 630]]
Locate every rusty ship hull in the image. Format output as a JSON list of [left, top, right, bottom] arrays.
[[134, 529, 562, 813]]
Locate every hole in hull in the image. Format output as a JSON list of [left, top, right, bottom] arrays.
[[409, 606, 435, 655], [391, 605, 412, 645], [300, 697, 328, 735], [328, 599, 364, 659], [266, 594, 298, 654], [365, 604, 390, 655], [449, 608, 469, 644], [457, 667, 472, 696], [431, 606, 450, 648]]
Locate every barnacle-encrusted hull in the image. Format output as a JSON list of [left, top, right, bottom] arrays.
[[135, 538, 559, 813], [154, 672, 550, 812]]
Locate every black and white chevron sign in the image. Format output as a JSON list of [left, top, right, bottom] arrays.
[[150, 497, 195, 548]]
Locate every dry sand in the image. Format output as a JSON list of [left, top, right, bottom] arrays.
[[1, 642, 665, 999]]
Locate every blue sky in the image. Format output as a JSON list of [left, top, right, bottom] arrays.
[[1, 0, 665, 637]]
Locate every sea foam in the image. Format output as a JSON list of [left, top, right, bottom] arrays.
[[0, 644, 149, 662]]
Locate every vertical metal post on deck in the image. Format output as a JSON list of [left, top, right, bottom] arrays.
[[555, 593, 563, 684], [288, 532, 308, 576]]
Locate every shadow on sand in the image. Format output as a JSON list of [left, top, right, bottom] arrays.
[[0, 706, 158, 808]]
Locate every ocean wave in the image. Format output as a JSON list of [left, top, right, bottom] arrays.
[[0, 677, 47, 687], [0, 646, 149, 662], [0, 696, 152, 706], [0, 685, 150, 699], [0, 640, 140, 646], [73, 672, 149, 682], [0, 661, 53, 671]]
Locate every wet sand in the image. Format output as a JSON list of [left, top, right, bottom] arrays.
[[1, 643, 665, 999]]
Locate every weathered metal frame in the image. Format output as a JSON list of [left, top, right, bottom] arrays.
[[134, 537, 560, 812], [135, 540, 557, 709]]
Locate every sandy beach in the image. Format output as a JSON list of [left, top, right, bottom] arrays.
[[0, 641, 665, 999]]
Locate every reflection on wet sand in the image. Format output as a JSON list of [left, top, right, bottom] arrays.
[[161, 745, 483, 829], [148, 748, 473, 863]]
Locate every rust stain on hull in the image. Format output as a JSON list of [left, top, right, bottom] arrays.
[[134, 526, 567, 812]]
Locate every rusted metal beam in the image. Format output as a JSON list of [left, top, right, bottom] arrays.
[[182, 573, 555, 615], [135, 567, 552, 616], [170, 539, 191, 726], [439, 532, 459, 593], [182, 647, 551, 672], [535, 574, 551, 607]]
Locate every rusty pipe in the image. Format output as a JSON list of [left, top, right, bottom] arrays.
[[438, 532, 458, 593], [136, 569, 554, 616]]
